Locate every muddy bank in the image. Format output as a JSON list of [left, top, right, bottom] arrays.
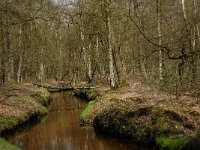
[[80, 85, 200, 150]]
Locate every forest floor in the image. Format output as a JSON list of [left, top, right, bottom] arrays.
[[0, 84, 50, 130], [0, 84, 37, 117], [80, 79, 200, 150]]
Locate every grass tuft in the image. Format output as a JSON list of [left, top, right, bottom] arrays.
[[156, 135, 185, 150], [80, 100, 95, 122], [0, 138, 21, 150]]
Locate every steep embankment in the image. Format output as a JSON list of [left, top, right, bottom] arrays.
[[80, 83, 200, 150], [0, 85, 51, 149]]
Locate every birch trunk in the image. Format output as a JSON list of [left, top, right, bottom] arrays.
[[87, 43, 92, 83], [107, 14, 115, 87], [17, 27, 23, 84], [157, 0, 163, 80], [181, 0, 187, 20], [80, 30, 87, 81], [39, 48, 45, 82], [193, 0, 200, 42]]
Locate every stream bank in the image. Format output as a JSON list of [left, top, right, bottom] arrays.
[[7, 92, 147, 150], [80, 83, 200, 150], [0, 85, 51, 149]]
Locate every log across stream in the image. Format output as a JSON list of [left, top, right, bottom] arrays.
[[6, 92, 148, 150]]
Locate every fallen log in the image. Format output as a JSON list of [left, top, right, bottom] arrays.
[[33, 83, 98, 92]]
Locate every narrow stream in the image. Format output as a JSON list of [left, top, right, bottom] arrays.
[[8, 92, 148, 150]]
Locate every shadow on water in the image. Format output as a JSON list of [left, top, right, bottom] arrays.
[[7, 92, 149, 150]]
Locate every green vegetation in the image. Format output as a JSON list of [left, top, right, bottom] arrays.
[[88, 93, 200, 149], [14, 96, 48, 114], [0, 116, 26, 133], [0, 87, 50, 150], [80, 100, 96, 124], [119, 80, 130, 88], [0, 138, 21, 150], [156, 136, 186, 150], [30, 88, 51, 106], [0, 88, 50, 135]]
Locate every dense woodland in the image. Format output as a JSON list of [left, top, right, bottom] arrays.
[[0, 0, 200, 92]]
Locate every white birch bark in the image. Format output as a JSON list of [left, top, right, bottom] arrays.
[[96, 37, 99, 59], [157, 0, 163, 80], [39, 48, 45, 82], [193, 0, 200, 42], [87, 43, 92, 83], [181, 0, 187, 20], [107, 14, 115, 87], [17, 27, 22, 84]]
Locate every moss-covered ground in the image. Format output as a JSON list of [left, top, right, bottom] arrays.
[[80, 100, 96, 125], [0, 137, 21, 150], [0, 84, 51, 149], [79, 81, 200, 150]]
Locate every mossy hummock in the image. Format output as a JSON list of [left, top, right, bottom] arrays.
[[0, 138, 21, 150], [80, 92, 200, 150], [0, 88, 50, 135]]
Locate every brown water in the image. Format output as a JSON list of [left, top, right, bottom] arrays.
[[8, 92, 149, 150]]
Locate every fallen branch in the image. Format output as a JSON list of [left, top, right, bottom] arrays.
[[33, 83, 98, 92]]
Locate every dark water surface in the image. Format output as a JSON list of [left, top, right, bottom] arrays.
[[8, 92, 149, 150]]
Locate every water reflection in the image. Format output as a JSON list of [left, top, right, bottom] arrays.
[[8, 92, 148, 150]]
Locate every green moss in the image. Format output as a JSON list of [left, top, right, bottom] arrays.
[[156, 135, 186, 150], [0, 114, 30, 134], [31, 88, 50, 99], [0, 116, 21, 132], [80, 100, 95, 122], [119, 80, 130, 88], [0, 138, 21, 150], [134, 124, 151, 143], [14, 96, 48, 114], [30, 88, 50, 106], [0, 88, 50, 135]]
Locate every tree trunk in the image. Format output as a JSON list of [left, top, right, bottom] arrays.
[[191, 0, 198, 85], [87, 43, 92, 83], [0, 9, 5, 85], [17, 51, 23, 84], [157, 0, 163, 81], [107, 14, 115, 87], [17, 27, 23, 84], [39, 48, 45, 82], [181, 0, 187, 20], [193, 0, 200, 42], [7, 33, 12, 82]]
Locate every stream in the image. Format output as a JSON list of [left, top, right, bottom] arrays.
[[7, 92, 148, 150]]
